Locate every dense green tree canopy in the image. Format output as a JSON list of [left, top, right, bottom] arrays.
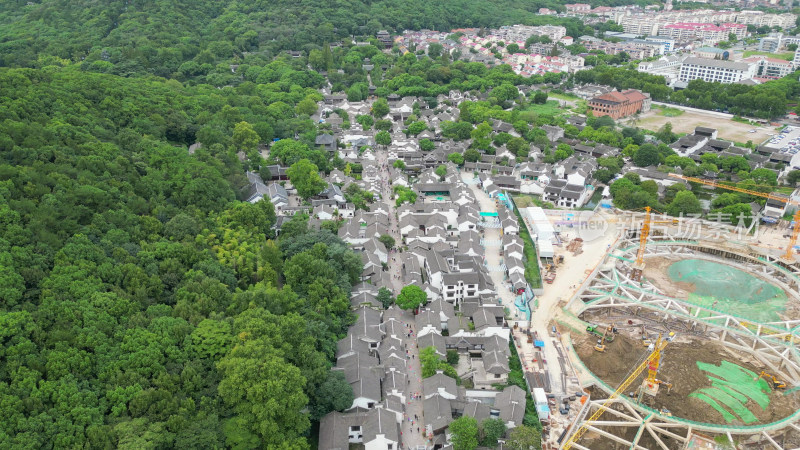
[[0, 65, 360, 448], [396, 284, 427, 310], [287, 159, 327, 199]]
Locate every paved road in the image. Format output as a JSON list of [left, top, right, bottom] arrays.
[[376, 150, 426, 448], [461, 173, 518, 317]]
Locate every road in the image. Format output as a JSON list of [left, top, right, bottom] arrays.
[[460, 172, 518, 315], [376, 149, 426, 448], [461, 177, 622, 443]]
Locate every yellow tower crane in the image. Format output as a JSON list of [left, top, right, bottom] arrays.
[[563, 335, 671, 450], [631, 207, 678, 282], [668, 173, 800, 261]]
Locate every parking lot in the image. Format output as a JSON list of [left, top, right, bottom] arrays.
[[762, 126, 800, 156]]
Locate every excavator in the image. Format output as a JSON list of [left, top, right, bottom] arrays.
[[756, 371, 787, 390], [563, 334, 672, 450], [587, 323, 616, 343], [593, 339, 606, 353], [593, 324, 619, 352]]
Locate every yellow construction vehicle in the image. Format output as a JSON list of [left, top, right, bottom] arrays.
[[563, 335, 671, 450], [593, 339, 606, 352], [756, 371, 787, 390]]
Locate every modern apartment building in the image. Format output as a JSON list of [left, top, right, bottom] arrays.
[[745, 56, 794, 79], [659, 22, 747, 44], [678, 57, 756, 83]]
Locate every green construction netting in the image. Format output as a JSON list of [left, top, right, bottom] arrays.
[[691, 361, 773, 424], [667, 259, 787, 322]]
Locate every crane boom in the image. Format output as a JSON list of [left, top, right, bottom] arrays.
[[631, 207, 676, 281], [637, 207, 651, 267], [668, 173, 800, 261], [563, 336, 669, 449]]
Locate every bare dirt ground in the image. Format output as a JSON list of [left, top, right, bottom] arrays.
[[628, 108, 776, 144], [575, 333, 800, 425]]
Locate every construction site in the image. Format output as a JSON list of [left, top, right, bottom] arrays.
[[541, 177, 800, 450]]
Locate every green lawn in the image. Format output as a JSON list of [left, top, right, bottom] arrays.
[[514, 194, 554, 209], [742, 50, 794, 61], [547, 92, 579, 101], [658, 106, 684, 117], [510, 196, 543, 289], [522, 100, 566, 117]]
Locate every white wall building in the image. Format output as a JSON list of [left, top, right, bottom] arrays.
[[678, 57, 756, 83]]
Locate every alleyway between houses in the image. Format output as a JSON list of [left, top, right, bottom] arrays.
[[377, 148, 426, 449]]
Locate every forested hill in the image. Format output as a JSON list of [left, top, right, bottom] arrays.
[[0, 0, 653, 75], [0, 64, 363, 447]]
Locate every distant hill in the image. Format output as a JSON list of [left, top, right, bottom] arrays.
[[0, 0, 655, 76]]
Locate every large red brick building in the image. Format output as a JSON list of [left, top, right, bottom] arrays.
[[587, 89, 651, 120]]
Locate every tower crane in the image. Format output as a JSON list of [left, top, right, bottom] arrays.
[[563, 335, 671, 450], [631, 207, 678, 282], [668, 173, 800, 261]]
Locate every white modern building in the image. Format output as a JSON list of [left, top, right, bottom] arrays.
[[678, 57, 756, 83]]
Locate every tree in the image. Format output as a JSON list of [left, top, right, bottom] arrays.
[[378, 234, 395, 250], [640, 180, 658, 197], [446, 349, 459, 366], [720, 203, 754, 226], [749, 168, 778, 186], [393, 159, 405, 169], [428, 43, 444, 58], [375, 130, 392, 147], [507, 137, 528, 156], [711, 192, 741, 209], [554, 143, 573, 161], [356, 114, 374, 130], [372, 98, 389, 118], [667, 190, 702, 217], [594, 115, 615, 129], [217, 338, 309, 446], [633, 144, 660, 167], [420, 346, 459, 380], [407, 121, 427, 136], [480, 418, 506, 448], [506, 43, 520, 54], [309, 371, 354, 420], [420, 139, 435, 151], [448, 152, 464, 165], [375, 119, 393, 131], [505, 425, 542, 450], [655, 122, 676, 143], [492, 83, 519, 104], [450, 416, 479, 450], [786, 169, 800, 186], [396, 285, 427, 310], [471, 122, 492, 151], [308, 49, 325, 71], [435, 165, 448, 180], [287, 159, 326, 199], [377, 287, 395, 309], [464, 148, 481, 162], [233, 121, 260, 152], [296, 97, 318, 116], [533, 91, 548, 104]]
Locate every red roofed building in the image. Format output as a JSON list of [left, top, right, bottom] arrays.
[[588, 89, 651, 120]]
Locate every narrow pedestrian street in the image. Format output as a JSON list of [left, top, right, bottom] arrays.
[[377, 148, 426, 449]]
